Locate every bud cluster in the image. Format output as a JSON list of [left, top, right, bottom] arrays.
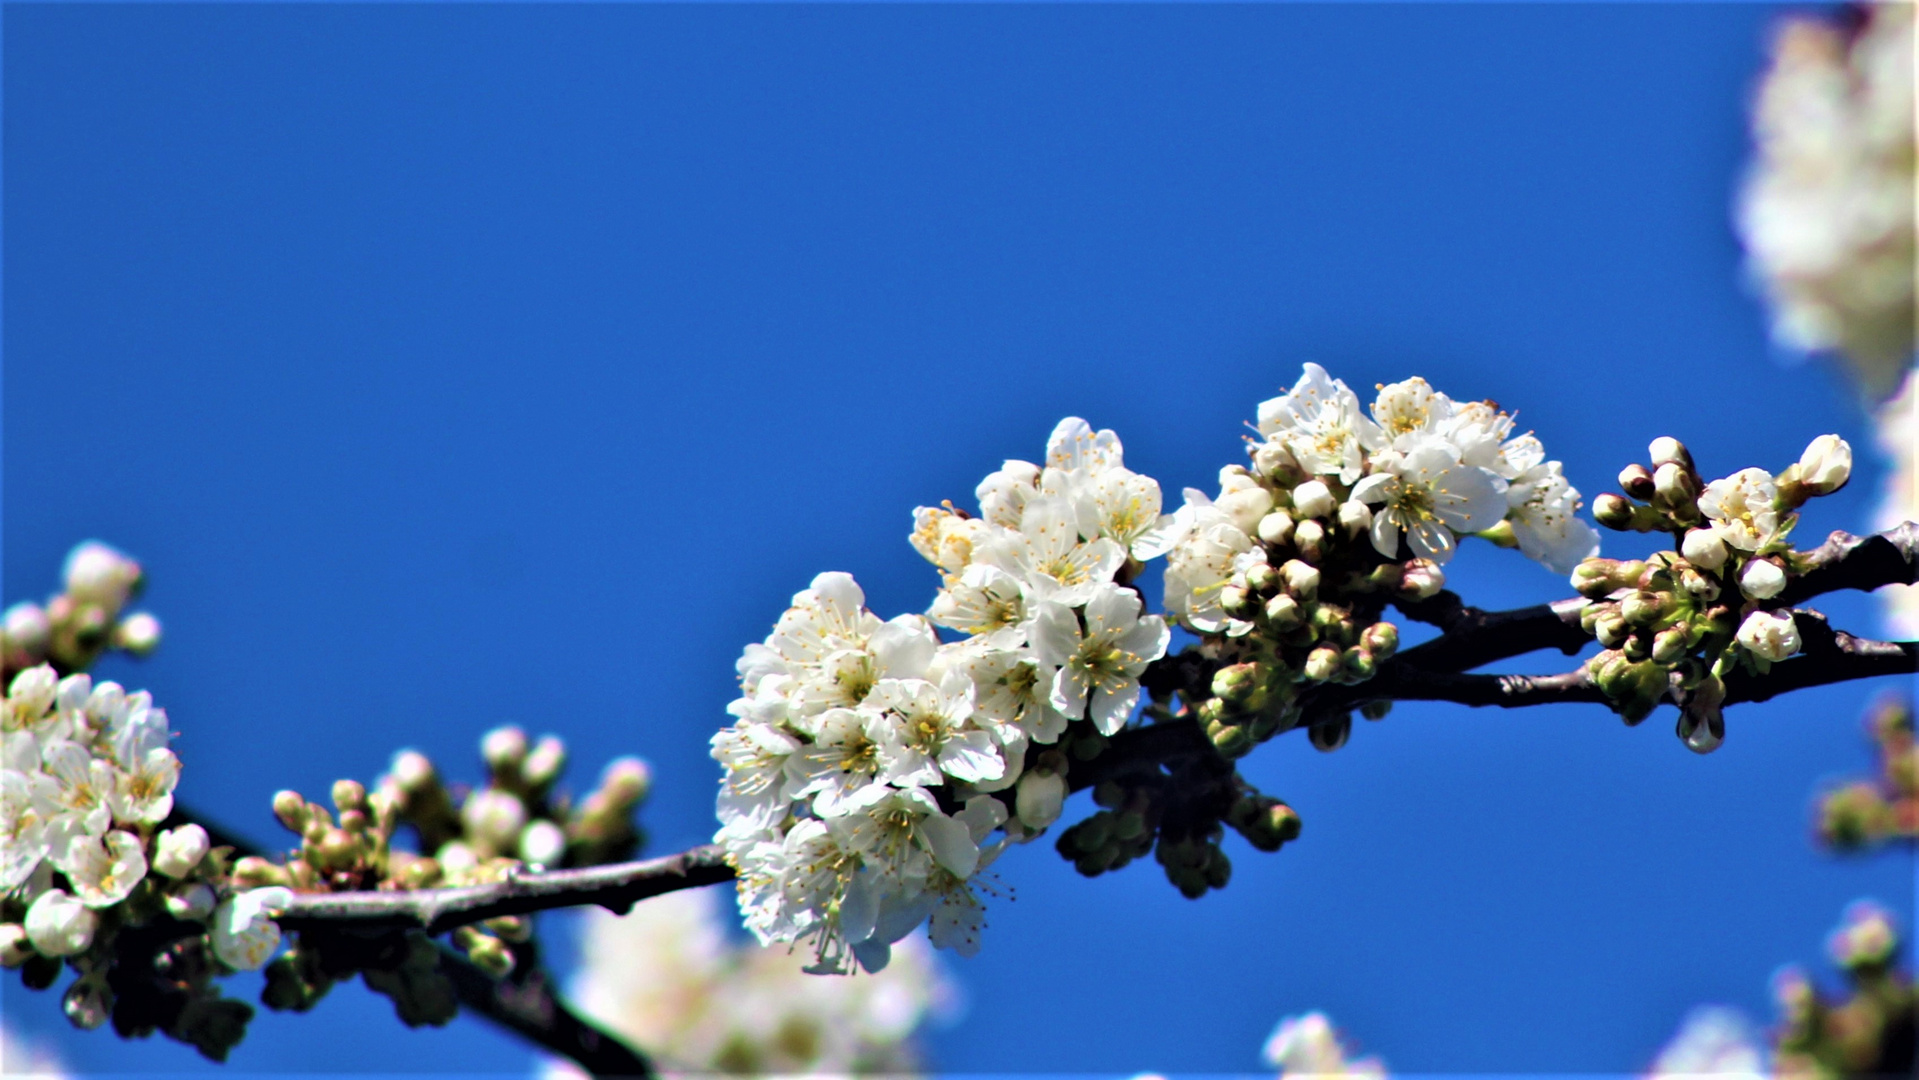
[[246, 728, 655, 997], [2, 542, 162, 684], [1816, 693, 1918, 852], [1770, 902, 1914, 1075], [1574, 434, 1853, 751]]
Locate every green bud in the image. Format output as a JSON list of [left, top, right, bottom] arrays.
[[330, 780, 367, 815], [1197, 697, 1230, 726], [522, 736, 567, 791], [1593, 493, 1637, 530], [1593, 610, 1630, 649], [232, 856, 291, 888], [1211, 663, 1261, 704], [1113, 811, 1147, 842], [1619, 590, 1670, 628], [1208, 720, 1255, 759], [1245, 563, 1281, 596], [1093, 781, 1127, 809], [1340, 647, 1377, 683], [1621, 632, 1652, 662], [1359, 622, 1398, 659], [1204, 848, 1232, 890], [1219, 584, 1255, 618], [460, 931, 515, 980], [1267, 803, 1302, 843], [1308, 715, 1352, 752], [1572, 560, 1622, 600], [1650, 625, 1690, 665], [272, 791, 308, 833], [1360, 700, 1392, 721]]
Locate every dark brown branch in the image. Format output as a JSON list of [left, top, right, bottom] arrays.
[[275, 847, 735, 936], [1778, 522, 1919, 607], [170, 807, 659, 1080]]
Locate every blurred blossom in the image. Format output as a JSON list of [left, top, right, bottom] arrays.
[[1873, 369, 1917, 637], [0, 1023, 68, 1078], [1737, 1, 1915, 398], [1263, 1011, 1387, 1079], [559, 886, 952, 1077], [1646, 1006, 1768, 1078]]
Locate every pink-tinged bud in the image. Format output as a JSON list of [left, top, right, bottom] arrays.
[[110, 612, 162, 656], [1617, 464, 1655, 501], [389, 749, 437, 793], [1302, 646, 1342, 683], [1738, 557, 1787, 600], [518, 820, 567, 868], [62, 542, 143, 612], [3, 603, 51, 658], [1398, 559, 1445, 599], [1680, 528, 1728, 571], [1795, 434, 1851, 496], [481, 726, 528, 772]]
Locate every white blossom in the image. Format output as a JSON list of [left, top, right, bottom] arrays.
[[1351, 439, 1506, 563], [1256, 363, 1383, 484], [57, 830, 147, 909], [927, 564, 1029, 648], [908, 505, 991, 583], [870, 674, 1003, 788], [1031, 584, 1170, 736], [1162, 493, 1258, 634], [959, 645, 1070, 746], [1370, 375, 1454, 449], [0, 769, 56, 891], [977, 496, 1125, 606], [1263, 1011, 1386, 1079], [1698, 468, 1783, 551], [1736, 609, 1801, 662], [976, 459, 1041, 530], [1738, 1, 1915, 398], [211, 886, 293, 970], [1504, 461, 1601, 575]]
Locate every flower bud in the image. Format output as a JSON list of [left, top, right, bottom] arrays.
[[1211, 663, 1261, 704], [24, 890, 97, 957], [1570, 559, 1623, 599], [389, 750, 437, 794], [1398, 559, 1444, 599], [272, 791, 309, 833], [599, 757, 653, 809], [1281, 560, 1320, 600], [1308, 715, 1351, 752], [1652, 462, 1698, 505], [62, 542, 142, 612], [1795, 434, 1851, 496], [1592, 610, 1630, 649], [1291, 480, 1335, 520], [1738, 558, 1787, 600], [1219, 584, 1254, 618], [1208, 719, 1254, 758], [0, 924, 33, 967], [166, 883, 217, 922], [231, 856, 290, 889], [1352, 624, 1395, 661], [518, 820, 567, 868], [331, 779, 368, 815], [1648, 436, 1693, 472], [523, 736, 566, 790], [1336, 500, 1371, 540], [1015, 769, 1067, 830], [1340, 647, 1377, 682], [462, 789, 528, 853], [1593, 493, 1636, 530], [1252, 440, 1297, 480], [153, 824, 210, 879], [481, 726, 528, 774], [1827, 902, 1897, 970], [110, 612, 162, 656], [1302, 646, 1342, 683], [1619, 591, 1671, 628], [1263, 594, 1302, 630], [1617, 464, 1656, 501], [1676, 566, 1720, 602], [1293, 519, 1327, 563], [1735, 609, 1800, 662], [1256, 510, 1295, 546], [1245, 563, 1280, 596], [3, 603, 51, 659], [1216, 473, 1275, 535], [1650, 625, 1691, 665]]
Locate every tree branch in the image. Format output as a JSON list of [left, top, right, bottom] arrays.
[[274, 847, 735, 936], [1779, 522, 1919, 607]]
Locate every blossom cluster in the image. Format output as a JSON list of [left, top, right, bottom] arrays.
[[1738, 0, 1915, 399], [2, 542, 161, 685], [1158, 364, 1596, 759], [1816, 692, 1917, 852], [1, 664, 289, 1041], [562, 886, 949, 1077], [714, 418, 1173, 972], [1574, 433, 1852, 748]]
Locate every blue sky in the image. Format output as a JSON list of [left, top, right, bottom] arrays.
[[4, 3, 1912, 1074]]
